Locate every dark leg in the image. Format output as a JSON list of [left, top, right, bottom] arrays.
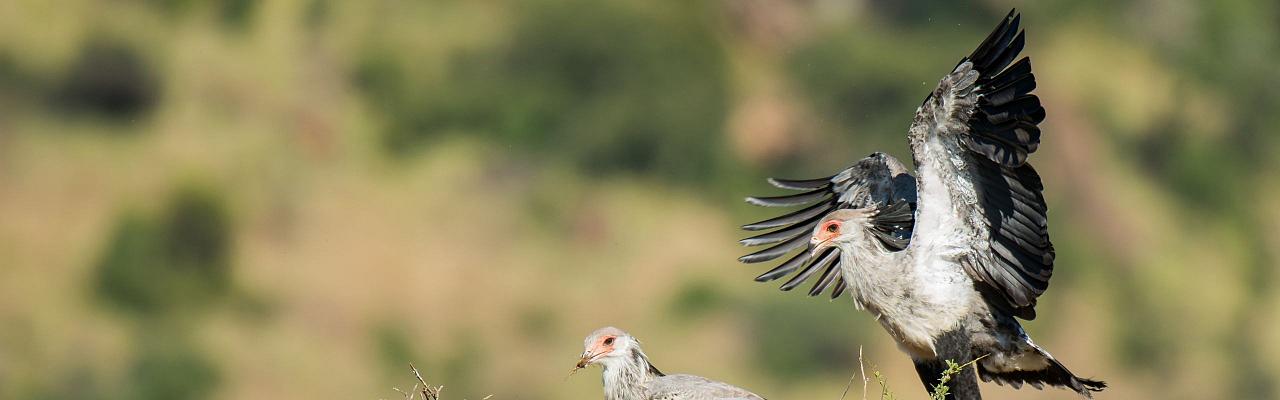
[[915, 329, 983, 400], [914, 357, 983, 400], [913, 358, 947, 394]]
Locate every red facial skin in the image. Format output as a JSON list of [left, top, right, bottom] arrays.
[[577, 335, 618, 368], [814, 220, 842, 249]]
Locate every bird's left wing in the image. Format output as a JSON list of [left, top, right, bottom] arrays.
[[739, 153, 916, 299], [906, 10, 1052, 319]]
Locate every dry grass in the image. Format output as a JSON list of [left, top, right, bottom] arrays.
[[387, 363, 492, 400]]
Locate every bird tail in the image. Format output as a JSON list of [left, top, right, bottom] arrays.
[[976, 341, 1106, 398]]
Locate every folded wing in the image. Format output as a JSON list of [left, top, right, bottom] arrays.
[[649, 374, 766, 400]]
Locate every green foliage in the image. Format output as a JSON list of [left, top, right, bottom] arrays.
[[0, 50, 35, 106], [94, 185, 234, 316], [215, 0, 256, 31], [94, 213, 165, 314], [872, 369, 895, 400], [304, 0, 331, 30], [929, 357, 983, 400], [4, 1, 1280, 398], [147, 0, 257, 31], [668, 279, 725, 320], [162, 186, 233, 289], [784, 28, 942, 167], [126, 335, 221, 400], [439, 332, 485, 394], [853, 357, 974, 400], [357, 0, 730, 182], [1226, 328, 1278, 399], [868, 2, 1007, 28], [88, 183, 232, 400], [1111, 282, 1171, 371], [374, 328, 488, 395], [1129, 117, 1248, 213], [376, 323, 424, 378]]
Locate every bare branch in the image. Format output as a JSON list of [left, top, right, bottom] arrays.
[[860, 346, 869, 400], [838, 345, 866, 400], [388, 363, 490, 400]]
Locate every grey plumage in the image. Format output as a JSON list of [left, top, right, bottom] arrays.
[[648, 375, 765, 400], [577, 327, 765, 400], [740, 10, 1103, 399]]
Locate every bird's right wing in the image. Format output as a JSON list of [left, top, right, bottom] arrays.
[[739, 153, 916, 299]]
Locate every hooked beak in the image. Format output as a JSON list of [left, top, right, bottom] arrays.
[[576, 350, 600, 369], [808, 239, 831, 258]]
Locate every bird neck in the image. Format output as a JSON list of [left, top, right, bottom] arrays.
[[601, 347, 662, 400], [836, 238, 914, 313]]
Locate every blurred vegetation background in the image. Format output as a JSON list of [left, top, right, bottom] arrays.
[[0, 1, 1277, 399]]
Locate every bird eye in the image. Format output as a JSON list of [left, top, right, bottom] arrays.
[[603, 337, 614, 345], [825, 222, 839, 233]]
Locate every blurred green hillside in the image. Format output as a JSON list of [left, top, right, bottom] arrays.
[[1, 1, 1278, 399]]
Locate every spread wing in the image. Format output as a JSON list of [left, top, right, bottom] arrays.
[[907, 10, 1052, 319], [739, 153, 916, 299]]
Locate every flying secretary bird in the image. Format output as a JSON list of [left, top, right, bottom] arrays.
[[575, 327, 766, 400], [739, 10, 1104, 399]]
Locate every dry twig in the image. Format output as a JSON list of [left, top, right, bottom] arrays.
[[860, 346, 869, 400], [838, 345, 868, 400], [385, 363, 493, 400]]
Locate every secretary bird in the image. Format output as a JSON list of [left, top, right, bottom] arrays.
[[738, 10, 1104, 399], [574, 327, 766, 400]]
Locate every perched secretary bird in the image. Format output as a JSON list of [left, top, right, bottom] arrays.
[[738, 10, 1104, 399], [575, 327, 766, 400]]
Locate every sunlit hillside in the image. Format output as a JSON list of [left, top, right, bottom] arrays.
[[1, 1, 1277, 400]]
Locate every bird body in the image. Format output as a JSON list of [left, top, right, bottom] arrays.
[[740, 10, 1104, 399], [830, 216, 975, 360], [576, 327, 765, 400], [826, 207, 1082, 393]]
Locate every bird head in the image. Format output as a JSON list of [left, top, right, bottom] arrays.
[[810, 208, 874, 257], [576, 326, 634, 369]]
